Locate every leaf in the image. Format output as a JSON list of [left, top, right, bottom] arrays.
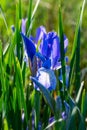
[[67, 106, 86, 130], [68, 95, 76, 110], [3, 118, 9, 130], [34, 90, 40, 129], [0, 41, 6, 115], [15, 4, 22, 63], [58, 6, 66, 91], [30, 77, 56, 115], [14, 57, 28, 122], [12, 87, 17, 112], [75, 81, 84, 104], [19, 0, 22, 19], [27, 0, 41, 35], [26, 0, 32, 34], [81, 89, 87, 118], [44, 118, 65, 130], [0, 7, 8, 30], [68, 0, 86, 89]]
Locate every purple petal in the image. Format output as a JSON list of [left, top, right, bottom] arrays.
[[34, 67, 57, 91], [51, 61, 61, 70], [39, 31, 62, 70], [51, 34, 60, 69], [35, 26, 46, 44], [62, 111, 67, 120], [49, 116, 55, 123], [21, 19, 27, 34], [21, 33, 36, 61], [35, 52, 46, 62], [42, 59, 51, 69], [39, 35, 49, 58]]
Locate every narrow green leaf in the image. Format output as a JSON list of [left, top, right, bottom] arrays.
[[19, 0, 22, 19], [31, 0, 41, 20], [15, 4, 22, 63], [0, 41, 6, 115], [3, 43, 10, 58], [27, 0, 41, 35], [68, 95, 76, 110], [68, 0, 86, 89], [26, 0, 33, 34], [81, 89, 87, 118], [44, 118, 64, 130], [34, 90, 40, 129], [30, 77, 56, 115], [67, 106, 86, 130], [14, 57, 28, 122], [75, 81, 84, 104], [3, 40, 15, 69], [58, 6, 66, 94], [0, 7, 8, 30], [22, 61, 26, 86], [12, 87, 17, 112], [3, 118, 8, 130], [75, 27, 80, 93], [0, 40, 2, 65]]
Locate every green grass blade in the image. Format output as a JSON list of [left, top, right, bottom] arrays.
[[75, 27, 80, 93], [19, 0, 22, 19], [16, 4, 20, 59], [3, 118, 9, 130], [0, 41, 6, 115], [27, 0, 41, 35], [68, 0, 86, 89], [44, 118, 65, 130], [31, 0, 41, 21], [0, 6, 8, 30], [75, 81, 84, 104], [34, 90, 40, 129], [81, 89, 87, 118], [67, 106, 86, 130], [26, 0, 33, 34], [15, 4, 22, 63], [14, 57, 28, 123], [58, 6, 66, 93]]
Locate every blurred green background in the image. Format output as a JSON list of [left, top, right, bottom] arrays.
[[0, 0, 87, 68]]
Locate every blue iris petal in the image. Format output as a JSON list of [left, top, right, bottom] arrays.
[[42, 59, 51, 69], [35, 26, 46, 44], [29, 26, 46, 44], [34, 67, 57, 91], [39, 30, 63, 70], [35, 52, 51, 69], [21, 19, 27, 34], [51, 35, 60, 69], [35, 52, 46, 62], [21, 32, 36, 61], [39, 35, 49, 58]]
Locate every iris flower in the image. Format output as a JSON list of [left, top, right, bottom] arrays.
[[21, 26, 68, 91], [31, 26, 68, 69]]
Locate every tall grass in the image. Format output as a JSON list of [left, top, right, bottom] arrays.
[[0, 0, 87, 130]]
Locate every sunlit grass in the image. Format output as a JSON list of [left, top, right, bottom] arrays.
[[0, 0, 87, 130]]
